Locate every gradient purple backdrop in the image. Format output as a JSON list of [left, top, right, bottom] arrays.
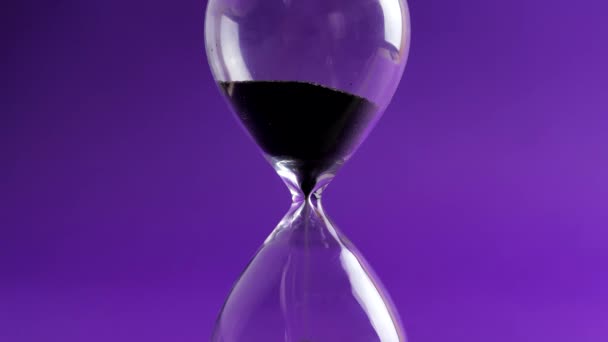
[[2, 0, 608, 341]]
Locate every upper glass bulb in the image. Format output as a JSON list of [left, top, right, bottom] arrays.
[[206, 0, 410, 196]]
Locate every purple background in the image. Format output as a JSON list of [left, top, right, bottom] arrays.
[[2, 0, 608, 341]]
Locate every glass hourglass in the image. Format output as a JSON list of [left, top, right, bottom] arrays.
[[205, 0, 410, 340]]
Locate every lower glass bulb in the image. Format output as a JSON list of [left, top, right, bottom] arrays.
[[212, 197, 405, 342]]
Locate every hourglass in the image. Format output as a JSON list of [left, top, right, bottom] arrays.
[[205, 0, 410, 340]]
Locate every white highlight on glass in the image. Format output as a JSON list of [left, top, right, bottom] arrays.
[[219, 16, 252, 81], [340, 249, 401, 342], [378, 0, 404, 49]]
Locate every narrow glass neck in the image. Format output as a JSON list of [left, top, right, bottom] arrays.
[[265, 194, 343, 249], [270, 158, 342, 203]]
